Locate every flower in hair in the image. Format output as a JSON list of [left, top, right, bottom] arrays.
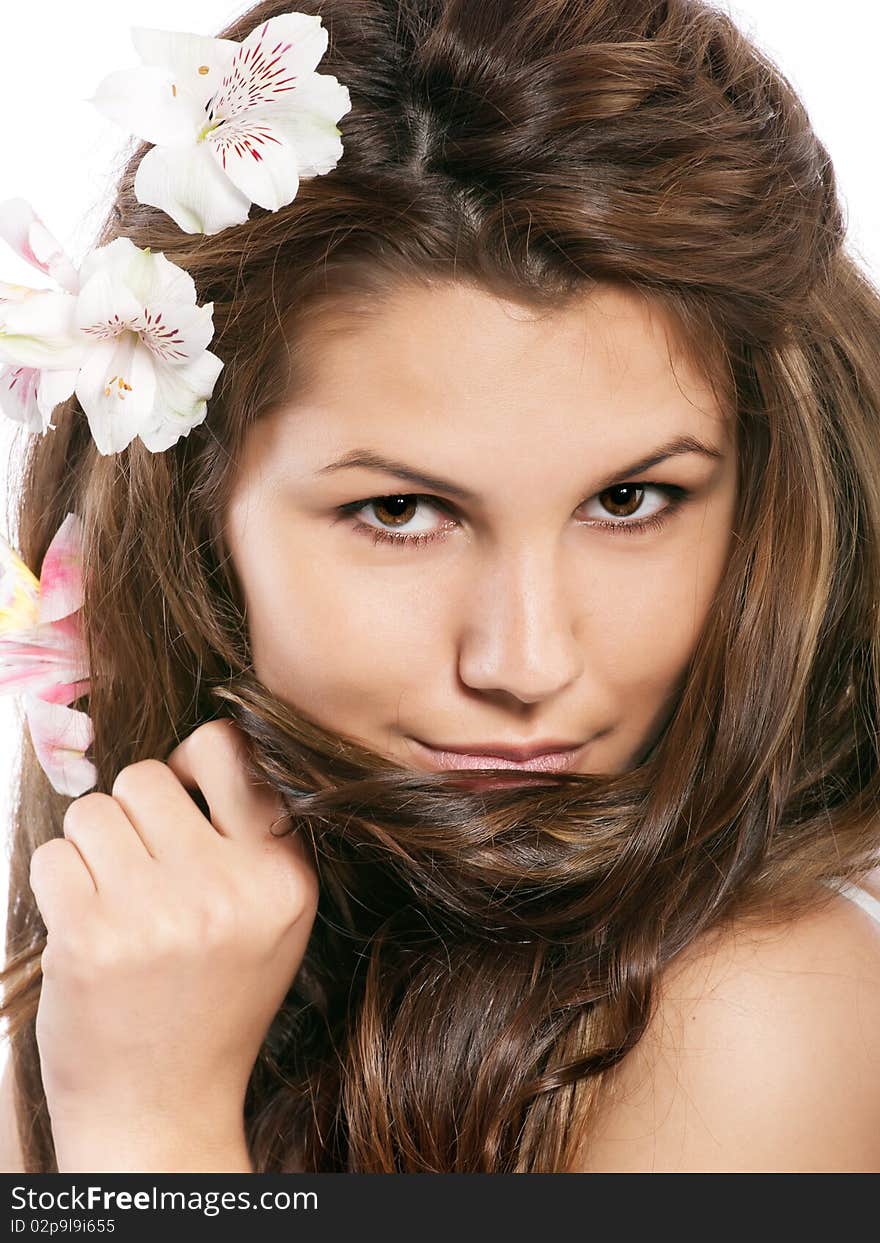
[[0, 198, 224, 455], [0, 200, 84, 435], [88, 12, 352, 235], [0, 512, 96, 797]]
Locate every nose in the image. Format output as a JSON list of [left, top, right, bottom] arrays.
[[457, 544, 584, 705]]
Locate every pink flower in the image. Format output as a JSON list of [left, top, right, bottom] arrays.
[[0, 512, 96, 795]]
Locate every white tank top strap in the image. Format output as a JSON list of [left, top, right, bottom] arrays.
[[828, 880, 880, 926]]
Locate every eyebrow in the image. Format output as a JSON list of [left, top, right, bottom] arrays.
[[314, 434, 726, 502]]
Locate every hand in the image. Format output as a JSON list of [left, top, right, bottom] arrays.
[[28, 719, 319, 1151]]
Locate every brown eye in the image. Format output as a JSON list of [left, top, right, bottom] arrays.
[[581, 482, 689, 536], [343, 494, 455, 547], [598, 484, 646, 519], [370, 495, 419, 527]]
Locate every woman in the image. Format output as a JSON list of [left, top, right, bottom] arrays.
[[1, 0, 879, 1172]]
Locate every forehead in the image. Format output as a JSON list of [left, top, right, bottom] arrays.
[[246, 279, 732, 479]]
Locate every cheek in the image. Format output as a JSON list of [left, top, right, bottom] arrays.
[[590, 522, 729, 699], [243, 544, 434, 709]]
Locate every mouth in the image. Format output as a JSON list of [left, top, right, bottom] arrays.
[[408, 737, 591, 776]]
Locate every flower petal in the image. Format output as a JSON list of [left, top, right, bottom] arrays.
[[0, 630, 88, 702], [134, 298, 217, 366], [246, 71, 351, 178], [137, 247, 198, 312], [0, 598, 89, 703], [23, 693, 96, 797], [0, 282, 34, 303], [208, 115, 300, 211], [0, 365, 44, 432], [205, 15, 327, 128], [129, 252, 217, 362], [0, 530, 41, 631], [88, 65, 204, 148], [139, 349, 224, 452], [38, 512, 84, 624], [34, 612, 89, 700], [74, 270, 146, 343], [36, 676, 91, 706], [74, 335, 158, 455], [131, 26, 239, 113], [134, 141, 252, 235], [76, 236, 156, 312], [0, 289, 85, 369], [36, 367, 77, 429], [232, 14, 330, 98], [0, 199, 80, 293]]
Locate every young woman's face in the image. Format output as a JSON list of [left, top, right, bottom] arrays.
[[223, 280, 738, 777]]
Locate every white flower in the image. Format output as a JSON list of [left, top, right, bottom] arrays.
[[0, 199, 83, 433], [73, 237, 224, 454], [0, 199, 224, 455], [88, 12, 352, 235]]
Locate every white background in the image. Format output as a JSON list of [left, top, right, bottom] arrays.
[[1, 1, 878, 1077]]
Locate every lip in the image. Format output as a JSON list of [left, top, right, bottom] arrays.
[[409, 737, 591, 773]]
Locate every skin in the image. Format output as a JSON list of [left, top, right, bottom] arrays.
[[222, 279, 739, 774], [578, 873, 880, 1171]]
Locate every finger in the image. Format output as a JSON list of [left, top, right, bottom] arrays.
[[166, 721, 318, 917], [29, 837, 96, 933], [165, 719, 290, 843], [108, 758, 221, 861], [61, 791, 156, 893]]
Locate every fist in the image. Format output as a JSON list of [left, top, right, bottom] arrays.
[[28, 719, 319, 1136]]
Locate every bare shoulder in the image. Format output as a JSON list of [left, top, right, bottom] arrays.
[[576, 877, 880, 1172], [0, 1053, 25, 1173]]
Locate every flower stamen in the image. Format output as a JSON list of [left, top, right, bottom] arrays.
[[103, 375, 133, 400]]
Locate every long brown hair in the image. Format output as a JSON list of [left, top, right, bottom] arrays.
[[3, 0, 880, 1172]]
